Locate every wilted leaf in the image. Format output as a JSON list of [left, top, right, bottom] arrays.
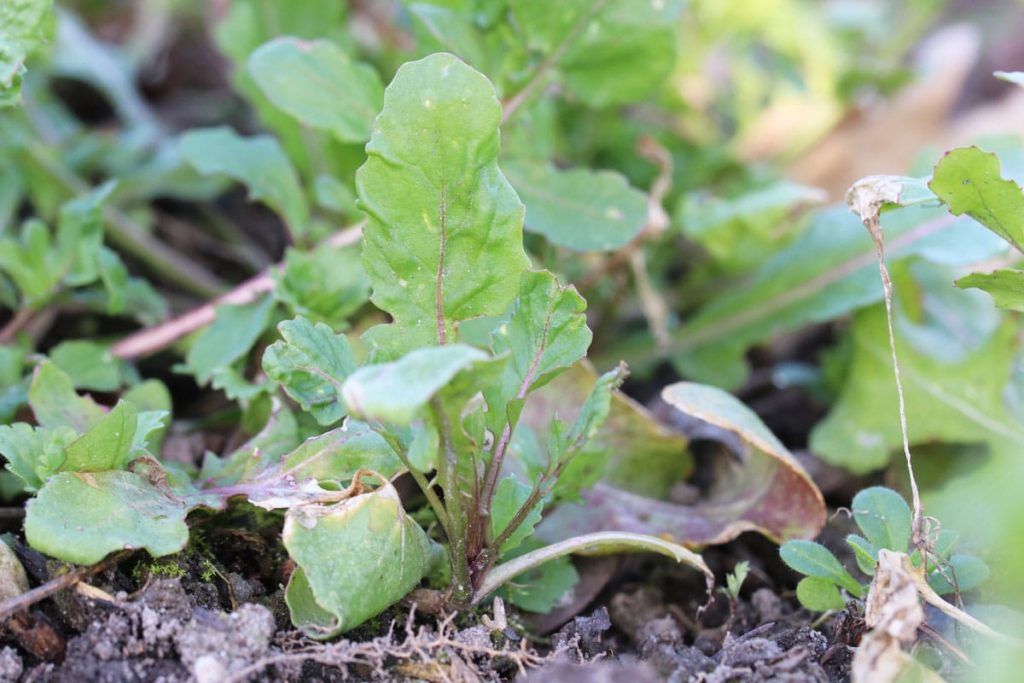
[[503, 161, 647, 251], [237, 423, 401, 509], [956, 269, 1024, 312], [540, 381, 826, 546], [263, 317, 357, 426], [180, 295, 275, 386], [283, 480, 434, 637], [342, 344, 489, 425], [811, 307, 1024, 473], [930, 146, 1024, 253], [25, 470, 190, 564], [249, 37, 383, 143], [180, 126, 309, 237], [356, 53, 529, 354]]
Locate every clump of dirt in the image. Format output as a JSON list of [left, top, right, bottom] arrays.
[[24, 579, 277, 682]]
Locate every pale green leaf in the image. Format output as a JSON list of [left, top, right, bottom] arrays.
[[356, 53, 529, 354], [995, 71, 1024, 88], [956, 269, 1024, 312], [25, 471, 190, 564], [846, 534, 878, 575], [634, 205, 1008, 388], [811, 307, 1024, 473], [60, 400, 137, 473], [249, 37, 383, 143], [490, 476, 542, 555], [930, 146, 1024, 254], [273, 244, 370, 329], [503, 161, 647, 251], [0, 0, 53, 107], [342, 344, 488, 425], [262, 317, 357, 425], [180, 295, 275, 386], [408, 4, 485, 66], [283, 481, 433, 637], [180, 127, 309, 237], [509, 0, 684, 106], [851, 486, 911, 553], [780, 540, 862, 596], [486, 270, 590, 428], [928, 554, 990, 594], [502, 552, 578, 613], [796, 576, 846, 611], [28, 360, 104, 432], [49, 340, 123, 391]]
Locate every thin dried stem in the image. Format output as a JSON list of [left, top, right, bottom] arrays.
[[0, 551, 132, 622], [111, 223, 364, 359]]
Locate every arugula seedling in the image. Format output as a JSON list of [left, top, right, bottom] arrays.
[[780, 486, 988, 611]]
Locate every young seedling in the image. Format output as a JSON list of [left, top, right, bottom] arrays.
[[780, 486, 988, 612]]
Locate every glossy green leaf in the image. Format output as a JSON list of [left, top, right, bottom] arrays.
[[25, 471, 190, 564], [249, 37, 383, 143], [503, 161, 647, 251], [956, 269, 1024, 312], [509, 0, 685, 106], [811, 307, 1024, 473], [180, 126, 309, 237], [28, 360, 104, 432], [356, 53, 529, 354], [283, 480, 433, 637], [796, 576, 846, 612], [342, 344, 489, 425], [60, 400, 137, 473], [180, 295, 275, 386], [780, 540, 862, 596], [851, 486, 911, 552], [263, 317, 357, 426], [273, 244, 370, 329], [930, 146, 1024, 253], [0, 0, 53, 107]]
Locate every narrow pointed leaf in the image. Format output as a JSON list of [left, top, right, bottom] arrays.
[[180, 295, 275, 386], [356, 53, 529, 353]]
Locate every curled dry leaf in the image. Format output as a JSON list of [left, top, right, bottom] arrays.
[[852, 549, 928, 683], [534, 372, 825, 546]]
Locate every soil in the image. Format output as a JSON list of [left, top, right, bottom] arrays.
[[0, 526, 866, 682]]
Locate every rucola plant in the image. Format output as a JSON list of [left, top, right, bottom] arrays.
[[0, 52, 709, 637]]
